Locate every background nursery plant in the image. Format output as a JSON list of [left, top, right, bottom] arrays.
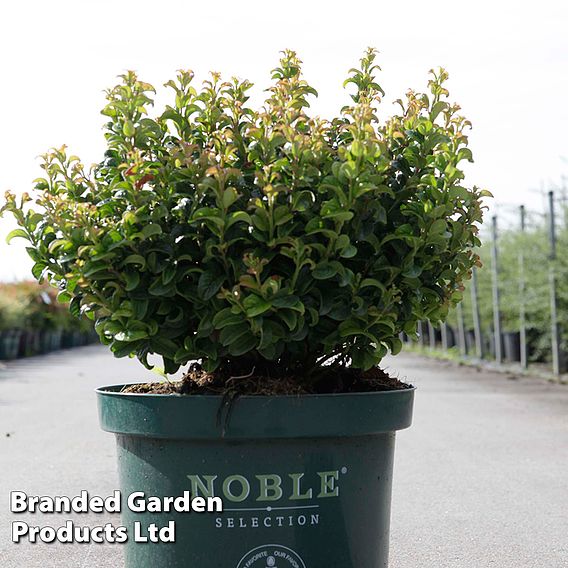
[[1, 48, 488, 390]]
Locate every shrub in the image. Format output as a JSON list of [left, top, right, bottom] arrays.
[[0, 281, 88, 332], [1, 49, 488, 382], [0, 284, 25, 331]]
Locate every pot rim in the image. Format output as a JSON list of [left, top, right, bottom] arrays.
[[96, 382, 415, 399], [96, 383, 415, 440]]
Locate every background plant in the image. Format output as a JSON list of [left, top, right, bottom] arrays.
[[1, 49, 488, 382], [0, 281, 91, 333], [457, 224, 568, 362], [0, 284, 26, 331]]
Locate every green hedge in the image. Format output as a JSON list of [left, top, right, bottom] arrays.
[[0, 281, 96, 360]]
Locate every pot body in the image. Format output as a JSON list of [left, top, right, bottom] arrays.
[[97, 386, 414, 568]]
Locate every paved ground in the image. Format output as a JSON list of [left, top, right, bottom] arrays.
[[387, 355, 568, 567], [0, 346, 566, 567]]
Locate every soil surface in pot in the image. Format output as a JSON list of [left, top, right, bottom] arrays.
[[122, 365, 412, 396]]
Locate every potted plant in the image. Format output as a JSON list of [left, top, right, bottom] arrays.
[[1, 49, 488, 567]]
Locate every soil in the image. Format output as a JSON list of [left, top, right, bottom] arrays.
[[122, 365, 412, 396]]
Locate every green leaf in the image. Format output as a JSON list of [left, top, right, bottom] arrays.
[[272, 295, 304, 312], [430, 100, 447, 120], [111, 341, 138, 358], [457, 148, 473, 163], [226, 211, 252, 228], [141, 224, 163, 239], [429, 219, 447, 234], [389, 337, 403, 355], [228, 332, 258, 356], [251, 212, 269, 231], [57, 290, 72, 303], [339, 321, 379, 343], [402, 265, 422, 278], [115, 330, 148, 342], [123, 255, 146, 268], [350, 140, 364, 157], [48, 239, 70, 253], [243, 294, 272, 317], [278, 309, 297, 330], [162, 264, 177, 285], [6, 229, 28, 243], [313, 262, 338, 280], [163, 358, 180, 375], [123, 120, 136, 137], [197, 272, 225, 300], [340, 244, 357, 258], [148, 279, 175, 297], [31, 262, 47, 280], [132, 299, 149, 320], [220, 323, 251, 346], [320, 200, 354, 222], [222, 187, 239, 209], [82, 263, 113, 278], [274, 205, 293, 226], [213, 308, 243, 329], [150, 336, 179, 358], [125, 271, 140, 291], [350, 346, 378, 370], [193, 207, 224, 227], [69, 296, 81, 318]]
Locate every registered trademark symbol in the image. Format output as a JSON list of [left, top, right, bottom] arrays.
[[341, 466, 348, 474]]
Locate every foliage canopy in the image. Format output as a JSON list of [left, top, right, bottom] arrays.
[[1, 49, 488, 380]]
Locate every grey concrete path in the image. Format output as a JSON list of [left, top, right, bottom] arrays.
[[387, 355, 568, 568], [0, 346, 566, 567]]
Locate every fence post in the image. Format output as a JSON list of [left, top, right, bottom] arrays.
[[441, 322, 449, 351], [417, 321, 425, 347], [457, 302, 467, 356], [491, 216, 503, 363], [548, 191, 565, 375], [471, 267, 483, 359], [428, 321, 436, 350], [519, 205, 528, 369]]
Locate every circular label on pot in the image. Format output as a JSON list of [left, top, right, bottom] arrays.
[[236, 544, 306, 568]]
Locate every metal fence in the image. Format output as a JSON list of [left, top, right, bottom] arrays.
[[406, 188, 568, 377]]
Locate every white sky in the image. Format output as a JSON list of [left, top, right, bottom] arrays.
[[1, 0, 567, 281]]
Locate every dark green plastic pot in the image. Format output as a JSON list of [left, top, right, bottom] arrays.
[[97, 384, 414, 568]]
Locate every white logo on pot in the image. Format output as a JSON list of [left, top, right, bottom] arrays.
[[236, 544, 306, 568], [187, 471, 341, 502]]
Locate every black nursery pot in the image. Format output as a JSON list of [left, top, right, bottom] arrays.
[[0, 330, 22, 360], [503, 332, 521, 362], [97, 385, 414, 568]]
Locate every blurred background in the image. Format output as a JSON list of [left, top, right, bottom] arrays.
[[0, 0, 567, 372]]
